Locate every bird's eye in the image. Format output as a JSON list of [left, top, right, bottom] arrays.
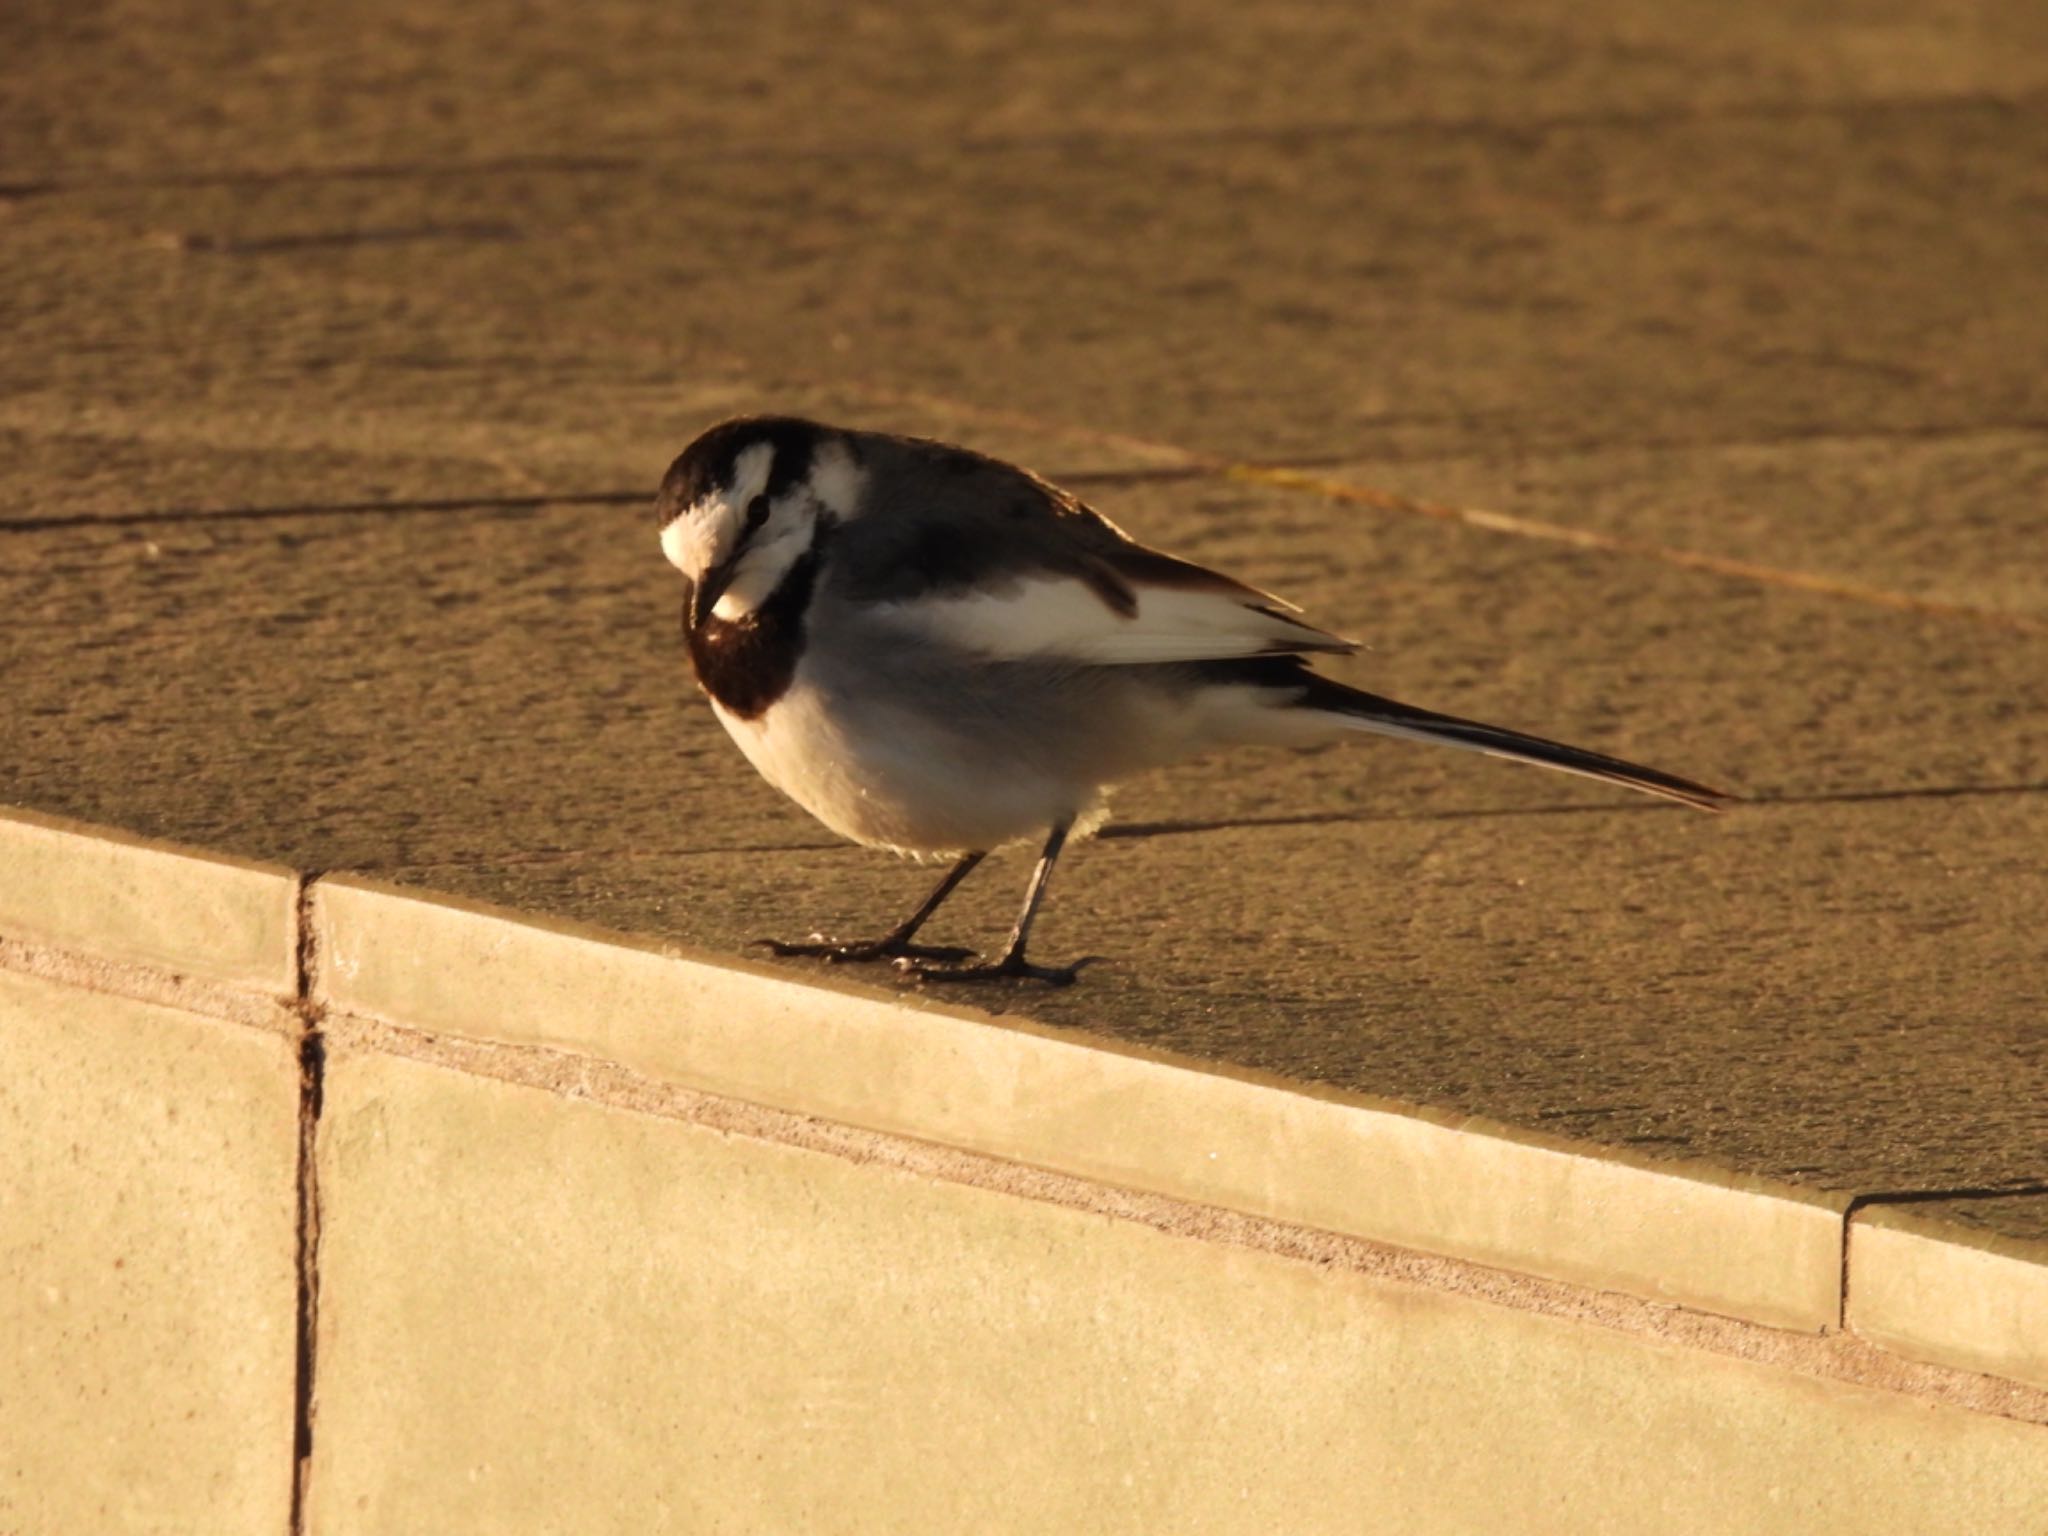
[[744, 495, 771, 532]]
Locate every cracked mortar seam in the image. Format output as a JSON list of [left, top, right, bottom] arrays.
[[3, 898, 2046, 1434]]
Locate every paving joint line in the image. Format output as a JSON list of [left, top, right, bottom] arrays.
[[3, 492, 648, 532], [0, 459, 1348, 534], [1224, 463, 2048, 634], [1307, 418, 2048, 462], [7, 84, 2035, 199], [288, 875, 327, 1536], [597, 87, 2036, 163], [174, 221, 524, 256]]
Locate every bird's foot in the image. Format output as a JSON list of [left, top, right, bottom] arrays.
[[898, 950, 1098, 988], [754, 933, 978, 965]]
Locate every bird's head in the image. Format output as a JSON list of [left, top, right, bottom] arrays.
[[656, 416, 861, 628]]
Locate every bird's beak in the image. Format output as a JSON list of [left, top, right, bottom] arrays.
[[691, 555, 738, 628]]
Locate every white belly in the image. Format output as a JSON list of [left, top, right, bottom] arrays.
[[711, 676, 1098, 856]]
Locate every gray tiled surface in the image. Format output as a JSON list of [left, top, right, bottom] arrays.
[[4, 2, 2043, 1237]]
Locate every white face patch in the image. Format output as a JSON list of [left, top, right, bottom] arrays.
[[807, 439, 866, 520], [659, 516, 699, 575], [727, 441, 776, 506], [658, 441, 780, 583]]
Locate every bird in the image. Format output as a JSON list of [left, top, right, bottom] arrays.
[[656, 415, 1728, 986]]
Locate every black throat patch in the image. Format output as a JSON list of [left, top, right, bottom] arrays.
[[685, 536, 825, 720]]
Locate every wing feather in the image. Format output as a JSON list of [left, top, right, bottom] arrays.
[[892, 566, 1357, 665], [832, 429, 1358, 664]]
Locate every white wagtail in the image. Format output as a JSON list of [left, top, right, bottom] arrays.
[[657, 416, 1727, 985]]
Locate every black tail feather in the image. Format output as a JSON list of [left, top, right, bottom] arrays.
[[1295, 672, 1730, 811]]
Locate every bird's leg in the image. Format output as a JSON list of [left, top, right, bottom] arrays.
[[904, 823, 1096, 986], [757, 851, 986, 964]]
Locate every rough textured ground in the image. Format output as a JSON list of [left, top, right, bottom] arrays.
[[4, 3, 2044, 1232]]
